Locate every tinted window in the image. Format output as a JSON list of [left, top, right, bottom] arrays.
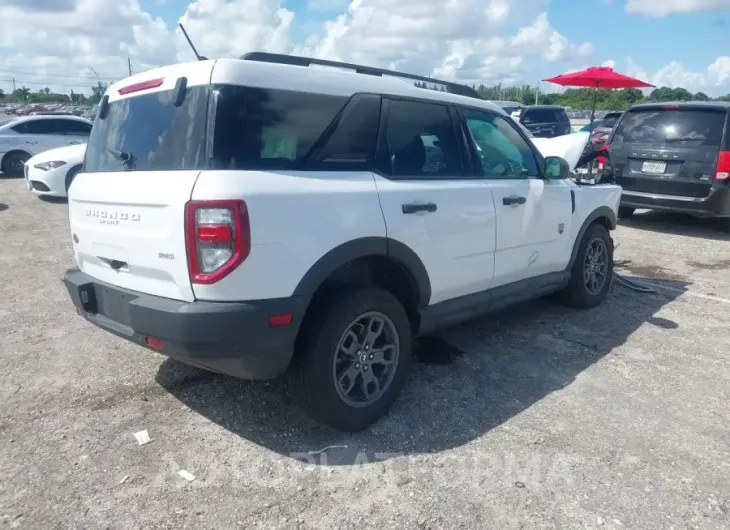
[[462, 109, 539, 179], [554, 109, 569, 123], [522, 108, 555, 124], [57, 120, 92, 136], [315, 94, 380, 166], [601, 113, 621, 128], [212, 86, 347, 170], [24, 120, 56, 135], [84, 86, 209, 173], [612, 109, 726, 147], [384, 100, 463, 179]]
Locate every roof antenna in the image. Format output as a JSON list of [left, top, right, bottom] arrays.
[[179, 23, 208, 61]]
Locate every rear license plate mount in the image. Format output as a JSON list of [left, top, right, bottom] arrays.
[[78, 283, 97, 314], [641, 160, 667, 174]]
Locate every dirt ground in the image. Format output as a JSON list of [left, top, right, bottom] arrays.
[[0, 175, 728, 529]]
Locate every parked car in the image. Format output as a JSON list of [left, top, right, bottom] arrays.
[[606, 101, 730, 229], [490, 100, 525, 116], [0, 115, 93, 175], [515, 105, 572, 138], [62, 55, 621, 431], [16, 105, 48, 116], [24, 143, 86, 197]]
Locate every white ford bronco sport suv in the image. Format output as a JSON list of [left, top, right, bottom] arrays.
[[63, 54, 621, 431]]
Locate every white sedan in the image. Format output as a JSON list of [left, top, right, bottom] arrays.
[[0, 115, 92, 175], [24, 143, 86, 198]]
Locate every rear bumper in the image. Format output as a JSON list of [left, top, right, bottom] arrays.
[[620, 186, 730, 217], [63, 268, 306, 380]]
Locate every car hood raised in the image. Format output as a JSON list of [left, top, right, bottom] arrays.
[[532, 132, 590, 171]]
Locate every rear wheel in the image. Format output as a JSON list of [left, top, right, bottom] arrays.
[[559, 223, 613, 308], [618, 206, 635, 219], [1, 151, 31, 177], [290, 287, 412, 431]]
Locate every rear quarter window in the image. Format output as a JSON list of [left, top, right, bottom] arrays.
[[212, 86, 349, 170], [612, 108, 726, 148]]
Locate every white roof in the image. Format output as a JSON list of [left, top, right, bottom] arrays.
[[108, 58, 506, 116]]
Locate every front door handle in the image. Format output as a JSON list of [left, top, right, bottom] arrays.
[[402, 202, 438, 214], [503, 195, 527, 206]]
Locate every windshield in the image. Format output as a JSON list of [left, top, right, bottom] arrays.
[[612, 108, 726, 147]]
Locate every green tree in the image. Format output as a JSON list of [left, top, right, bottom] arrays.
[[89, 81, 109, 103], [693, 91, 709, 101], [0, 88, 4, 100], [13, 87, 31, 101]]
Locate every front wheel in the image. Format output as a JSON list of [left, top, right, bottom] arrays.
[[559, 223, 613, 308], [290, 287, 412, 431]]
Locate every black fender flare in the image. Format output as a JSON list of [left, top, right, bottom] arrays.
[[567, 206, 617, 270], [292, 237, 432, 308]]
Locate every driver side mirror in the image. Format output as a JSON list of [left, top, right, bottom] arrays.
[[544, 156, 570, 180]]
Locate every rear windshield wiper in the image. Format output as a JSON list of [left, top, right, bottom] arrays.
[[107, 149, 137, 170]]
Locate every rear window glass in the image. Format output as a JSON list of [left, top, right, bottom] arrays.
[[601, 113, 621, 128], [84, 86, 209, 173], [612, 108, 726, 147], [523, 108, 556, 124], [211, 86, 348, 170]]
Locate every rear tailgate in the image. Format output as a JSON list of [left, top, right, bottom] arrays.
[[68, 61, 215, 302], [609, 106, 727, 197]]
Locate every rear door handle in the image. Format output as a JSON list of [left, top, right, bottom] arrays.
[[503, 195, 527, 206], [402, 202, 438, 214]]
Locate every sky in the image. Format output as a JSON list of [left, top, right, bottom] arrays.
[[0, 0, 729, 98]]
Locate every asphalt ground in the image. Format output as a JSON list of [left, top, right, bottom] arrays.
[[0, 175, 728, 529]]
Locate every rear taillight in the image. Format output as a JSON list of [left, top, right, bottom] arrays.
[[715, 151, 730, 182], [185, 200, 251, 284]]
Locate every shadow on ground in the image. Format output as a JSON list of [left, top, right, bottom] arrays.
[[156, 276, 687, 465], [0, 203, 8, 212], [620, 211, 730, 241]]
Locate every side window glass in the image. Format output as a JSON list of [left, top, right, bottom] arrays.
[[315, 94, 380, 166], [463, 109, 539, 179], [24, 120, 55, 135], [385, 100, 463, 179], [212, 86, 347, 170]]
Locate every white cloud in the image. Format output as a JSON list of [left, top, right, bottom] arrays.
[[295, 3, 593, 85], [1, 0, 727, 100], [625, 0, 730, 17], [177, 0, 294, 62], [601, 56, 730, 93]]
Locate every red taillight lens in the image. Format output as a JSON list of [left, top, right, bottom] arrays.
[[119, 78, 165, 95], [185, 200, 251, 285], [715, 151, 730, 182], [145, 337, 164, 350]]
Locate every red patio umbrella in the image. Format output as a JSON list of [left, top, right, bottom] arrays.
[[543, 66, 654, 123]]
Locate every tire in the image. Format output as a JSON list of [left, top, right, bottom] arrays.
[[290, 286, 413, 431], [1, 151, 31, 177], [559, 223, 614, 309], [65, 165, 82, 193], [618, 206, 635, 219]]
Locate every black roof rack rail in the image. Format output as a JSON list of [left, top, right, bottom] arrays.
[[239, 52, 483, 100]]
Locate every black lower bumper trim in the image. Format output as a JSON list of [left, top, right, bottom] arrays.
[[63, 268, 306, 380]]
